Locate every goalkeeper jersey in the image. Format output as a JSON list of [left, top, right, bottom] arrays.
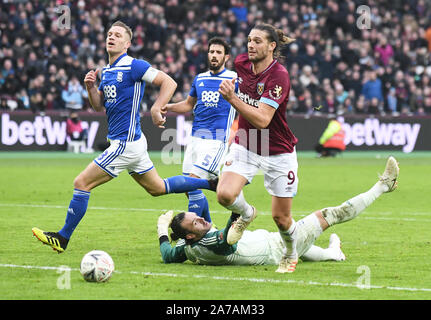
[[159, 213, 324, 266], [159, 216, 283, 266]]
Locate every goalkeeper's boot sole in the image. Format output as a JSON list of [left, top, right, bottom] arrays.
[[379, 156, 399, 192], [32, 227, 68, 253], [275, 254, 298, 273]]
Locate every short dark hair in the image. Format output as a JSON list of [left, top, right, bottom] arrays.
[[110, 21, 133, 41], [208, 37, 231, 55], [169, 212, 188, 242]]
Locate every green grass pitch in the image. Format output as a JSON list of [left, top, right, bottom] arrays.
[[0, 150, 430, 300]]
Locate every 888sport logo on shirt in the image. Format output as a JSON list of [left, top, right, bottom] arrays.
[[201, 90, 220, 107], [103, 85, 117, 103]]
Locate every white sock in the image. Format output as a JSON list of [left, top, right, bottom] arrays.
[[279, 219, 298, 259], [225, 191, 254, 221], [301, 245, 340, 262], [322, 181, 386, 226]]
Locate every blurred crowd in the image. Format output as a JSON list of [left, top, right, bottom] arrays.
[[1, 0, 431, 116]]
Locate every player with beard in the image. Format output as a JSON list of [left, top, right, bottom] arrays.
[[162, 37, 236, 223], [217, 23, 301, 273]]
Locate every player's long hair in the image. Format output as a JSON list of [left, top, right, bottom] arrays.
[[170, 212, 192, 243], [252, 23, 295, 60]]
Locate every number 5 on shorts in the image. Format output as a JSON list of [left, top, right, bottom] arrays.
[[202, 154, 212, 167]]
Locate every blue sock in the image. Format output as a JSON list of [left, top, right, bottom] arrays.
[[58, 189, 90, 239], [164, 175, 210, 194], [188, 190, 211, 222], [201, 197, 211, 223]]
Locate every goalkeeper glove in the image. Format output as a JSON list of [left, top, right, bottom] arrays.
[[157, 210, 174, 238]]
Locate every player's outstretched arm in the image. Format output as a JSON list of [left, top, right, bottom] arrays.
[[150, 71, 177, 128], [164, 95, 197, 114], [84, 69, 104, 112]]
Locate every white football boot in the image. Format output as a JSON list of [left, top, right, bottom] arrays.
[[328, 233, 346, 261], [378, 156, 400, 192]]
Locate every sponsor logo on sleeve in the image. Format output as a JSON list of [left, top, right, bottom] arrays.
[[269, 85, 283, 100]]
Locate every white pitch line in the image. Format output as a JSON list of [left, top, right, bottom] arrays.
[[0, 203, 268, 215], [1, 203, 431, 222], [1, 263, 431, 293]]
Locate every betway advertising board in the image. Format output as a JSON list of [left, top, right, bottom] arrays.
[[175, 114, 429, 153], [285, 115, 428, 153], [340, 117, 421, 153], [0, 111, 105, 151], [0, 111, 429, 152]]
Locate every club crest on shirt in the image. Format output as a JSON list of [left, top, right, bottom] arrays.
[[269, 85, 283, 100], [116, 71, 123, 82], [257, 82, 265, 95]]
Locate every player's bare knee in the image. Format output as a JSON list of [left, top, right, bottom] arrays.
[[272, 214, 292, 230], [73, 175, 88, 191], [217, 189, 236, 207], [146, 185, 165, 197], [314, 210, 330, 231]]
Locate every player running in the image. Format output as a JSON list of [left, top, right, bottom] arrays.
[[162, 37, 236, 223], [157, 157, 399, 266], [216, 23, 299, 273], [32, 21, 217, 253]]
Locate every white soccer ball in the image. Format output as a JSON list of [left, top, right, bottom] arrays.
[[80, 250, 114, 283]]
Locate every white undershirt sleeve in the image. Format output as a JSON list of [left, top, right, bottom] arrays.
[[141, 67, 159, 83]]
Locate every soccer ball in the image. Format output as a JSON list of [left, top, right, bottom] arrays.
[[80, 250, 114, 283]]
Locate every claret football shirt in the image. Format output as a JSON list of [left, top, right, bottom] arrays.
[[233, 53, 298, 155]]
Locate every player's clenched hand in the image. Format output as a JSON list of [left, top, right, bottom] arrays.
[[218, 78, 236, 102], [157, 210, 174, 238], [160, 104, 168, 115], [151, 107, 167, 128], [84, 69, 99, 89]]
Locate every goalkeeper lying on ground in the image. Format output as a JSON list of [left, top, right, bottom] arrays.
[[157, 157, 399, 269]]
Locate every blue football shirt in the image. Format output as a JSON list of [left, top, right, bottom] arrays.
[[98, 53, 157, 141], [189, 68, 237, 142]]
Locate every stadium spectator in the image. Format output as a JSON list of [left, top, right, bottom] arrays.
[[361, 69, 384, 104], [425, 24, 431, 52], [375, 37, 394, 66], [230, 0, 248, 23], [61, 76, 88, 111], [387, 87, 398, 115], [0, 0, 430, 115], [66, 111, 88, 153], [28, 74, 46, 113]]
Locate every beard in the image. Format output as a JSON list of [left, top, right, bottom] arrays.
[[248, 51, 266, 63], [208, 58, 225, 71], [248, 45, 273, 63]]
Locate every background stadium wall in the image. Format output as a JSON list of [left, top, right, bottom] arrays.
[[0, 111, 429, 153]]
